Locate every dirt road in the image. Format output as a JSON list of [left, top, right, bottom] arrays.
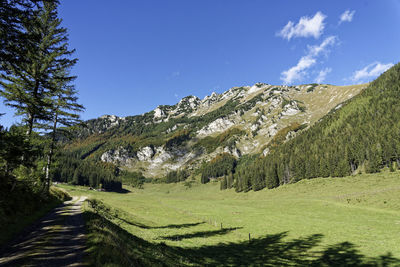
[[0, 196, 88, 266]]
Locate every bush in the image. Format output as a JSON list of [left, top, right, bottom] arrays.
[[120, 171, 146, 188]]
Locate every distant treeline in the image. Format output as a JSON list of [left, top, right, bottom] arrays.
[[53, 152, 122, 191], [232, 63, 400, 192], [200, 153, 237, 184]]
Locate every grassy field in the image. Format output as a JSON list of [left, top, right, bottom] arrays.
[[59, 171, 400, 266]]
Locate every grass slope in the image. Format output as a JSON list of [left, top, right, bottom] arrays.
[[59, 171, 400, 265]]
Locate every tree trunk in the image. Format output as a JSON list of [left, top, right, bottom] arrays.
[[27, 80, 40, 136], [45, 112, 58, 194], [26, 113, 34, 136]]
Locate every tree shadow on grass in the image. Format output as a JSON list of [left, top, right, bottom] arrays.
[[84, 210, 400, 267], [118, 217, 205, 230], [186, 233, 399, 266], [152, 222, 205, 229], [160, 227, 242, 241], [114, 188, 131, 194], [183, 232, 323, 266]]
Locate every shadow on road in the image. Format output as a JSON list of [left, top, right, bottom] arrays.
[[0, 196, 87, 266]]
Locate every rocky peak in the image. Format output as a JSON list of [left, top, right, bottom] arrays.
[[80, 114, 126, 135], [176, 95, 200, 112], [202, 91, 219, 103], [154, 106, 167, 119], [100, 114, 124, 122]]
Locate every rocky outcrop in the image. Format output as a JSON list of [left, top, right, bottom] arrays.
[[137, 146, 155, 161], [267, 123, 278, 137], [223, 146, 241, 158], [150, 147, 199, 172], [99, 115, 125, 127], [80, 115, 126, 136], [197, 117, 235, 136], [202, 92, 220, 107], [101, 147, 133, 165], [178, 96, 200, 110], [154, 107, 166, 119], [269, 97, 281, 109], [151, 146, 173, 164], [282, 106, 300, 116], [281, 100, 301, 116], [248, 83, 269, 94]]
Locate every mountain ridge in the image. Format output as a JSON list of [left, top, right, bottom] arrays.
[[63, 81, 367, 179]]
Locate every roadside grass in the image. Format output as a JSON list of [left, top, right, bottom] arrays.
[[59, 171, 400, 266], [0, 186, 71, 247], [81, 198, 399, 266]]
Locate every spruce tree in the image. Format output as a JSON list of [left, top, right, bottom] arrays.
[[227, 172, 233, 189], [220, 175, 227, 190], [43, 70, 84, 193], [0, 0, 37, 71], [0, 1, 77, 136]]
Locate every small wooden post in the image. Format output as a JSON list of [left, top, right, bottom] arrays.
[[221, 223, 223, 229], [249, 233, 251, 242]]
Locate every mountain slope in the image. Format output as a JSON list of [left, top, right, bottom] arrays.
[[234, 62, 400, 192], [59, 82, 366, 179]]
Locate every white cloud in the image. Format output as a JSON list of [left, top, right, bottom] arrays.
[[278, 11, 326, 40], [281, 56, 316, 84], [315, 68, 332, 83], [308, 36, 336, 57], [351, 62, 394, 83], [281, 36, 337, 84], [339, 10, 355, 24]]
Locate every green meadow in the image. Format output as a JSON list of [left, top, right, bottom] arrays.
[[59, 171, 400, 266]]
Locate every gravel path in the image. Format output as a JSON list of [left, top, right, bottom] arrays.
[[0, 196, 88, 267]]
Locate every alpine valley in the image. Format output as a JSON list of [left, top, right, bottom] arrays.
[[2, 2, 400, 266]]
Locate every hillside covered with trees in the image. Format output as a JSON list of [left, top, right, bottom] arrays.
[[233, 63, 400, 192]]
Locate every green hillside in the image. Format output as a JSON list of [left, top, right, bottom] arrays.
[[235, 63, 400, 191]]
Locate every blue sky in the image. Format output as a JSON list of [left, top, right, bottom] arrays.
[[1, 0, 400, 127]]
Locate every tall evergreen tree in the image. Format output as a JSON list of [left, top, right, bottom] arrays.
[[0, 1, 77, 136], [43, 70, 84, 193], [0, 0, 37, 71], [220, 175, 227, 190], [227, 172, 233, 189]]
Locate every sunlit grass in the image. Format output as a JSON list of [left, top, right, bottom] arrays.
[[59, 170, 400, 265]]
